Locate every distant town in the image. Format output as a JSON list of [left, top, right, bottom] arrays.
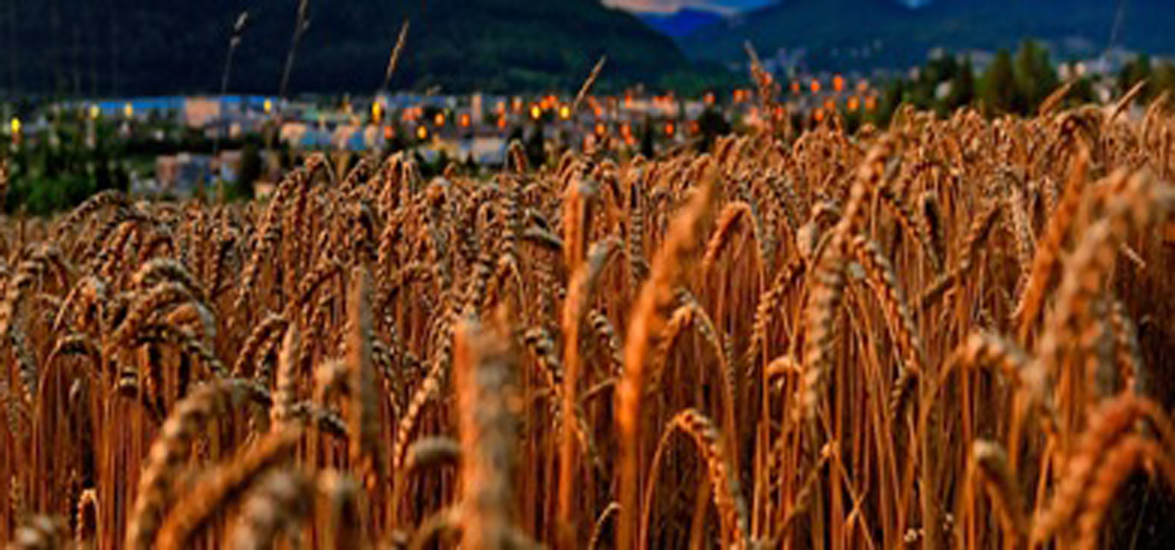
[[0, 44, 1145, 207], [3, 83, 880, 199]]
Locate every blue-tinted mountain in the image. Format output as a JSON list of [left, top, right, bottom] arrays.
[[639, 9, 725, 39], [681, 0, 1175, 69]]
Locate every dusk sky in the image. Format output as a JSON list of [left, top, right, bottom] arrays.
[[602, 0, 778, 15]]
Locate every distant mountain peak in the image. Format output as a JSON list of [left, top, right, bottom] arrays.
[[682, 0, 1175, 72], [896, 0, 935, 9], [639, 8, 725, 39]]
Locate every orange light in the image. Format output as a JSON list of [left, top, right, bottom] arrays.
[[594, 106, 604, 117], [824, 99, 836, 111], [530, 105, 542, 120], [865, 96, 878, 112], [595, 123, 607, 136], [372, 102, 383, 123], [498, 116, 508, 129], [833, 75, 845, 93], [790, 81, 801, 94], [434, 112, 446, 127], [857, 80, 869, 94], [848, 97, 860, 111], [384, 126, 394, 140], [559, 105, 571, 120], [665, 122, 675, 136], [810, 80, 821, 94], [416, 126, 429, 140], [813, 108, 825, 123], [704, 92, 715, 105], [459, 113, 471, 128], [689, 121, 700, 134], [621, 123, 632, 137]]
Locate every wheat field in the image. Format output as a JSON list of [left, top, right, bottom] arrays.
[[3, 97, 1175, 549]]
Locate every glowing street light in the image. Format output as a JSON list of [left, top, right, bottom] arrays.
[[89, 105, 100, 120], [264, 98, 273, 114], [530, 105, 542, 121], [434, 112, 446, 127], [9, 117, 21, 135], [124, 103, 134, 119], [559, 105, 571, 120], [372, 101, 384, 123], [416, 125, 429, 141]]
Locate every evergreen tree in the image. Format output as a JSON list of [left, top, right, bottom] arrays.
[[1120, 54, 1153, 103], [947, 57, 976, 112], [1069, 76, 1097, 106], [1153, 61, 1175, 101], [696, 107, 730, 153], [234, 139, 262, 201], [1013, 41, 1058, 114], [525, 122, 545, 169], [876, 78, 906, 125], [640, 116, 655, 159], [983, 49, 1017, 115]]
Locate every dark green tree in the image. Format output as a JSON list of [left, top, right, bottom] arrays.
[[696, 107, 730, 153], [525, 123, 545, 169], [1153, 61, 1175, 101], [234, 139, 262, 201], [1120, 54, 1154, 103], [982, 49, 1017, 115], [1013, 41, 1059, 114], [875, 78, 906, 126], [640, 116, 655, 159], [946, 57, 976, 112], [1069, 76, 1097, 106]]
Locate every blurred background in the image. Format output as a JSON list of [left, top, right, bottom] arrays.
[[0, 0, 1169, 213]]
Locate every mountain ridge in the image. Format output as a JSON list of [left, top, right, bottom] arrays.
[[639, 9, 725, 39], [680, 0, 1175, 70], [1, 0, 689, 96]]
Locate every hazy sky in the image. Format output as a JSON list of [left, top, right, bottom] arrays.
[[602, 0, 778, 15]]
